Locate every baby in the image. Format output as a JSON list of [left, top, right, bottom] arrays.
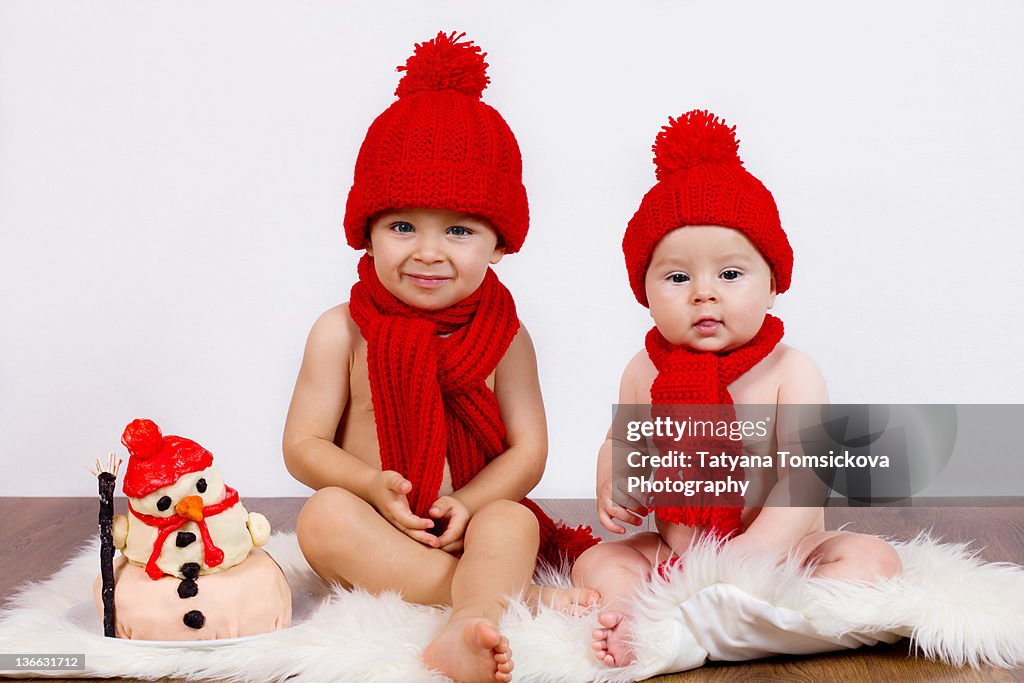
[[282, 33, 596, 683], [571, 110, 903, 667]]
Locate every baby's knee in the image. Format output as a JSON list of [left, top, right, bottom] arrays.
[[861, 537, 902, 580], [296, 487, 364, 551], [475, 499, 539, 531], [466, 499, 540, 552], [570, 542, 607, 585], [817, 533, 902, 582]]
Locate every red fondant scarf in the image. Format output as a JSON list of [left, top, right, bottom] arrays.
[[349, 255, 598, 565], [645, 315, 784, 537], [128, 486, 239, 580]]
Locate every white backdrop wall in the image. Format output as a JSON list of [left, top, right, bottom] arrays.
[[2, 1, 1022, 497]]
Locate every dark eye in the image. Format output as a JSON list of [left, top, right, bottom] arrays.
[[447, 225, 471, 236], [196, 478, 207, 493], [721, 270, 741, 281], [669, 273, 689, 283], [157, 496, 172, 511], [391, 221, 414, 233]]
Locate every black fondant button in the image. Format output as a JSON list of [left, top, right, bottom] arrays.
[[183, 610, 205, 629], [177, 579, 199, 599], [181, 562, 201, 580], [176, 531, 197, 548]]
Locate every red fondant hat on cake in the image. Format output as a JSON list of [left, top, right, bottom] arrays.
[[343, 31, 529, 254], [622, 110, 793, 306], [120, 418, 213, 498]]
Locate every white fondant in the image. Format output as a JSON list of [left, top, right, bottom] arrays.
[[121, 465, 256, 578], [247, 512, 271, 547], [111, 514, 127, 550]]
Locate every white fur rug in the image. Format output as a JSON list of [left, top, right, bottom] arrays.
[[2, 532, 1023, 681]]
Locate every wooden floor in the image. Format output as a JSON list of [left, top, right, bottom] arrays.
[[1, 497, 1022, 682]]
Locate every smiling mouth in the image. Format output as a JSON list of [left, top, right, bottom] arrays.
[[693, 318, 721, 335], [404, 273, 451, 288]]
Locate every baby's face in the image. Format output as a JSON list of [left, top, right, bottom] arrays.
[[367, 208, 505, 310], [644, 225, 776, 352]]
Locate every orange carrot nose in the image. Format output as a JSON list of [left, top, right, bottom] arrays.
[[175, 495, 204, 522]]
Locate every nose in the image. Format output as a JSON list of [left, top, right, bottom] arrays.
[[175, 495, 204, 522], [413, 234, 444, 264], [690, 279, 718, 305]]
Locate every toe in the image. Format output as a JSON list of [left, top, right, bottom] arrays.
[[598, 610, 622, 628], [474, 621, 502, 650]]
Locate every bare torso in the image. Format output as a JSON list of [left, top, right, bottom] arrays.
[[624, 343, 825, 535], [336, 305, 497, 496]]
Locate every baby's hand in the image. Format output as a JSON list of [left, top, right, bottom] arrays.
[[369, 470, 439, 548], [597, 476, 649, 535], [427, 495, 470, 554]]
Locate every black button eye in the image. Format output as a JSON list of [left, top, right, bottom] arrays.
[[196, 478, 207, 494], [157, 496, 172, 511]]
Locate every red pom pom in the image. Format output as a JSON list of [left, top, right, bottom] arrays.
[[395, 31, 489, 100], [652, 110, 742, 181], [121, 418, 163, 460]]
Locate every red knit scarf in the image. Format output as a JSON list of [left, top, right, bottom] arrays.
[[645, 315, 784, 538], [128, 486, 239, 580], [349, 255, 598, 565]]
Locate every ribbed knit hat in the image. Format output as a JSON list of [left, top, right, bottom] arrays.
[[121, 418, 213, 499], [344, 31, 529, 254], [623, 110, 793, 306]]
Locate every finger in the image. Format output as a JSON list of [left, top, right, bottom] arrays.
[[439, 540, 464, 554], [402, 526, 440, 548], [384, 472, 412, 495], [623, 501, 650, 517], [428, 497, 452, 519], [388, 505, 435, 532], [606, 503, 642, 527], [435, 520, 465, 547], [598, 508, 626, 535]]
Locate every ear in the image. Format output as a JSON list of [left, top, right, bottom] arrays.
[[767, 274, 778, 309], [489, 244, 506, 265], [365, 236, 374, 258]]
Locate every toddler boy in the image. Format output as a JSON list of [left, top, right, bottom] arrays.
[[571, 110, 902, 667], [283, 33, 596, 683]]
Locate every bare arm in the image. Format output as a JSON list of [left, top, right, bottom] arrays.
[[282, 305, 376, 495], [737, 347, 830, 548], [282, 305, 436, 543], [596, 351, 652, 534], [446, 325, 547, 518]]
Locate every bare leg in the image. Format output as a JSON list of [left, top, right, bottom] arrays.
[[300, 492, 536, 682], [572, 533, 668, 667], [297, 486, 458, 603], [523, 584, 600, 614], [794, 530, 903, 581], [422, 499, 539, 683]]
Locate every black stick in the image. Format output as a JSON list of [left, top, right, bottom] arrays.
[[97, 471, 116, 638]]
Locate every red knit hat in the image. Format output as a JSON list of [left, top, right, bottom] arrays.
[[622, 110, 793, 306], [121, 418, 213, 499], [344, 31, 529, 254]]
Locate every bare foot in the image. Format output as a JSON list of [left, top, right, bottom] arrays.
[[423, 616, 514, 683], [592, 609, 635, 667], [525, 585, 601, 614]]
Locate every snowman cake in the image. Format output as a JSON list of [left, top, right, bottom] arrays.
[[92, 419, 291, 640]]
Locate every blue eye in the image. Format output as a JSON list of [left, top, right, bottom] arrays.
[[447, 225, 471, 236], [721, 269, 741, 281], [668, 273, 689, 283], [391, 222, 414, 233]]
